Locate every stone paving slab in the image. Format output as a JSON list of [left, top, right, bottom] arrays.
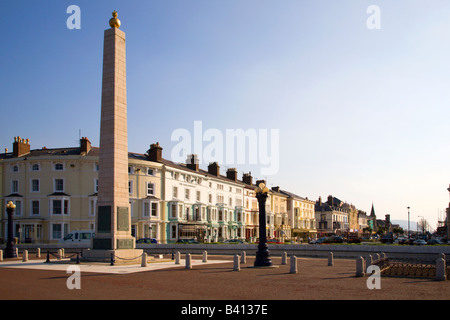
[[0, 258, 231, 274]]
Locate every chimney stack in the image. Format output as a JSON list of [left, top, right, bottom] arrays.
[[13, 136, 30, 158], [80, 137, 91, 155], [226, 168, 238, 182], [271, 186, 280, 193], [327, 195, 333, 206], [242, 172, 253, 185], [147, 142, 163, 162], [207, 162, 220, 177], [186, 154, 199, 172]]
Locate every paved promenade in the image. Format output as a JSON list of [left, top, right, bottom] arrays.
[[0, 254, 449, 300]]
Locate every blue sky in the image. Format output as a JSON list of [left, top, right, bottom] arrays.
[[1, 0, 450, 230]]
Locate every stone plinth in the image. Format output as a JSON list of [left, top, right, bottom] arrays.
[[82, 249, 143, 264]]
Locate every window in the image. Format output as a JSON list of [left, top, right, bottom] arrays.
[[31, 164, 40, 171], [151, 203, 158, 217], [31, 179, 39, 192], [146, 182, 155, 196], [208, 193, 212, 204], [52, 224, 62, 240], [11, 180, 18, 193], [147, 168, 154, 176], [94, 179, 98, 193], [173, 186, 178, 198], [89, 198, 97, 216], [144, 201, 158, 218], [185, 188, 190, 201], [171, 203, 177, 218], [129, 181, 133, 194], [196, 191, 201, 202], [31, 200, 40, 215], [144, 202, 150, 217], [54, 163, 64, 171], [52, 224, 68, 240], [52, 199, 69, 215], [171, 225, 177, 239], [54, 179, 64, 192]]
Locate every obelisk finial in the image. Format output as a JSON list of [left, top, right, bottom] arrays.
[[109, 10, 121, 29]]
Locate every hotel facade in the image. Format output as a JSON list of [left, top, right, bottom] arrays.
[[0, 137, 318, 244]]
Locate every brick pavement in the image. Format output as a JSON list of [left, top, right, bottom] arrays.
[[0, 255, 449, 300]]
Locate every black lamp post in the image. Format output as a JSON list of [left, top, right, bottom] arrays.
[[4, 201, 17, 259], [254, 183, 272, 267], [407, 206, 410, 239]]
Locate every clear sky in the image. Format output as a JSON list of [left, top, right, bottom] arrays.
[[1, 0, 450, 231]]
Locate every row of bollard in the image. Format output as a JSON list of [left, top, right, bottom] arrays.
[[168, 250, 334, 273]]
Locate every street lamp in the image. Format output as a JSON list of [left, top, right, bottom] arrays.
[[254, 182, 272, 267], [407, 206, 410, 239], [4, 201, 17, 259]]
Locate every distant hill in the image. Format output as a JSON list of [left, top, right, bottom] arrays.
[[391, 220, 417, 231]]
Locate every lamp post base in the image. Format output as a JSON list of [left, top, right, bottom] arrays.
[[254, 243, 272, 267], [3, 244, 17, 259]]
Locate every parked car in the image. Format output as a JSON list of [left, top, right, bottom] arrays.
[[427, 239, 443, 245], [394, 237, 408, 245], [310, 237, 327, 244], [58, 230, 95, 245], [176, 239, 200, 244], [136, 238, 158, 244], [223, 239, 246, 244], [266, 238, 283, 244], [413, 239, 427, 245]]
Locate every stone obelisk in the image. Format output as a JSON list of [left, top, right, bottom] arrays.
[[84, 11, 142, 262]]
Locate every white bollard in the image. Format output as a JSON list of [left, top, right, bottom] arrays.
[[233, 254, 240, 271], [202, 250, 208, 263], [356, 256, 365, 277], [366, 254, 373, 267], [374, 253, 380, 263], [15, 248, 18, 257], [36, 248, 41, 258], [0, 250, 3, 262], [58, 249, 62, 260], [141, 252, 148, 267], [436, 257, 446, 281], [240, 251, 246, 264], [290, 256, 298, 274], [22, 250, 28, 262], [328, 252, 334, 266], [175, 251, 181, 264], [281, 252, 287, 265], [185, 253, 192, 269]]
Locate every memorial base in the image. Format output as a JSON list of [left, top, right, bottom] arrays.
[[81, 248, 143, 265]]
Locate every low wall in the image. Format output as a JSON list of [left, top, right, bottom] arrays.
[[9, 243, 450, 260], [135, 244, 450, 260]]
